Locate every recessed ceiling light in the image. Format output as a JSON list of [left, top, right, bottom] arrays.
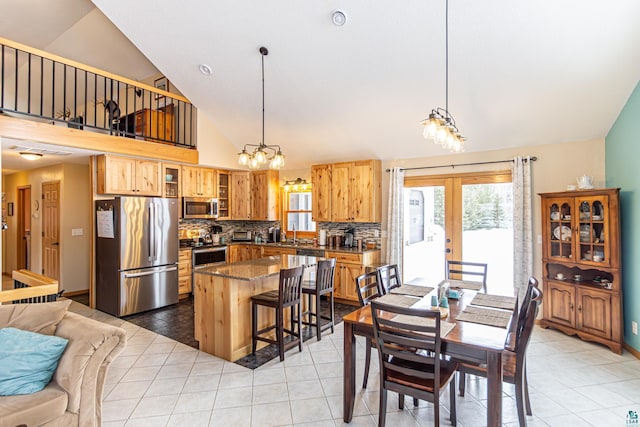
[[19, 152, 43, 161], [198, 64, 213, 76], [331, 10, 348, 26]]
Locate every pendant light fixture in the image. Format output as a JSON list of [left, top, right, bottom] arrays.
[[421, 0, 466, 152], [238, 46, 285, 169]]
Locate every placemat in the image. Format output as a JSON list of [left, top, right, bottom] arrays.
[[390, 284, 434, 297], [470, 293, 517, 311], [377, 293, 420, 307], [439, 279, 483, 291], [391, 314, 456, 337], [455, 305, 512, 328]]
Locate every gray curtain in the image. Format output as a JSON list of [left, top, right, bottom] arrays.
[[512, 156, 533, 296], [386, 167, 405, 273]]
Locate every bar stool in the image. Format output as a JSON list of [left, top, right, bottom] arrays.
[[301, 258, 336, 341], [251, 265, 305, 362]]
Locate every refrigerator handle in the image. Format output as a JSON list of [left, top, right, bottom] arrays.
[[123, 265, 178, 278], [148, 203, 156, 261]]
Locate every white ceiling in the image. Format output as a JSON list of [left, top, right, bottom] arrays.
[[3, 0, 640, 171]]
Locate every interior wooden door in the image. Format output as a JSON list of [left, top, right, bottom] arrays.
[[42, 181, 60, 280]]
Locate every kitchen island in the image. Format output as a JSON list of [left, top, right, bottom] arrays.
[[193, 255, 318, 361]]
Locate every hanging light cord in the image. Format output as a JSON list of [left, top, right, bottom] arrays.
[[445, 0, 449, 117], [261, 46, 266, 146]]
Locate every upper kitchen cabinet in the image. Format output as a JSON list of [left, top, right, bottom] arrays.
[[217, 170, 231, 220], [182, 166, 217, 198], [230, 171, 251, 220], [251, 170, 280, 221], [323, 159, 381, 223], [311, 164, 332, 222], [96, 154, 162, 196], [162, 163, 181, 198]]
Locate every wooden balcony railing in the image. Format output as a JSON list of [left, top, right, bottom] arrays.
[[0, 269, 61, 305], [0, 37, 196, 149]]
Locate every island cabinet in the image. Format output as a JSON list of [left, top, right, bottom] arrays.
[[326, 250, 380, 304], [312, 159, 381, 223], [251, 170, 280, 220], [311, 164, 332, 222], [178, 248, 192, 298], [539, 188, 622, 353], [230, 171, 251, 220], [96, 154, 161, 196], [181, 166, 216, 198]]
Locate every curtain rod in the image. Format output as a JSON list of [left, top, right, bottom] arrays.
[[385, 156, 537, 172]]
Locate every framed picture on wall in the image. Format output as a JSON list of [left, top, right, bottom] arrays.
[[154, 77, 169, 100]]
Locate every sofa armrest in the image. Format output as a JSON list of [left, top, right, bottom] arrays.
[[52, 311, 126, 427]]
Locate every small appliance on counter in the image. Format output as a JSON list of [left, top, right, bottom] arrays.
[[268, 227, 281, 243], [210, 225, 223, 244], [232, 230, 252, 242], [343, 227, 355, 247]]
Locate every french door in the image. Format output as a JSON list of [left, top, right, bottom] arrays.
[[403, 171, 514, 295]]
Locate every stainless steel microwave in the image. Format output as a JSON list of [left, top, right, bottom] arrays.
[[182, 197, 218, 219]]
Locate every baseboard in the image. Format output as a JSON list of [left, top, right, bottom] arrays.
[[62, 289, 89, 297], [624, 342, 640, 360]]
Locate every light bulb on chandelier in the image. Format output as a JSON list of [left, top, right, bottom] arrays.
[[237, 46, 286, 170]]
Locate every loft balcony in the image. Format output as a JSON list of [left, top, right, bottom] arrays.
[[0, 37, 196, 150]]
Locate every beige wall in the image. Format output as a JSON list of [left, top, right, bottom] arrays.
[[381, 138, 606, 283], [2, 163, 91, 293]]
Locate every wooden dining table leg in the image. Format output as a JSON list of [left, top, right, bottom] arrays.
[[343, 321, 356, 422], [486, 351, 503, 427]]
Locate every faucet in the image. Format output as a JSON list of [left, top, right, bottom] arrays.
[[292, 224, 297, 245]]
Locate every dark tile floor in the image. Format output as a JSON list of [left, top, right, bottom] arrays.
[[71, 293, 357, 369]]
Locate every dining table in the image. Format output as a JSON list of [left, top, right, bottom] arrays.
[[342, 280, 515, 427]]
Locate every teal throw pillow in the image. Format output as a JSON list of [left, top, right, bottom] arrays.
[[0, 327, 69, 395]]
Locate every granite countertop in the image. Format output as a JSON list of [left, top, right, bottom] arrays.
[[194, 255, 319, 281], [228, 241, 379, 254]]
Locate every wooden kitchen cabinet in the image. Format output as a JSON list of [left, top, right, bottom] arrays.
[[311, 164, 332, 222], [162, 163, 181, 198], [178, 248, 192, 298], [326, 250, 380, 305], [251, 170, 279, 221], [230, 171, 251, 220], [314, 159, 381, 223], [540, 188, 622, 353], [181, 166, 216, 198], [261, 246, 297, 257], [96, 154, 161, 196], [217, 170, 230, 220], [228, 244, 262, 263]]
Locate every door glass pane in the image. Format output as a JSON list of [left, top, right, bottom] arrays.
[[402, 186, 445, 284], [462, 183, 513, 295]]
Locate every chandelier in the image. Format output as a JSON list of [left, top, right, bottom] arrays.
[[238, 46, 285, 169], [420, 0, 466, 153]]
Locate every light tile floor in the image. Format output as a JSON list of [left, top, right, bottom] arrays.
[[68, 301, 640, 427]]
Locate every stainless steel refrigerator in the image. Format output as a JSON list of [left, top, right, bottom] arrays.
[[95, 196, 178, 316]]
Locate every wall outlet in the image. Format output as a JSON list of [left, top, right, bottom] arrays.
[[374, 229, 380, 238], [632, 321, 638, 335]]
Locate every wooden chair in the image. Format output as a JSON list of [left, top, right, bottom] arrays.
[[251, 265, 305, 362], [446, 260, 488, 293], [376, 264, 402, 294], [371, 300, 458, 427], [458, 278, 542, 427], [355, 271, 384, 388], [301, 258, 336, 341]]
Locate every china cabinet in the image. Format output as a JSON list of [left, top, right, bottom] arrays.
[[539, 188, 622, 353], [162, 163, 181, 198], [217, 170, 230, 220]]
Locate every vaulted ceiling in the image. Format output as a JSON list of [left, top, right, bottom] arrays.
[[3, 0, 640, 170]]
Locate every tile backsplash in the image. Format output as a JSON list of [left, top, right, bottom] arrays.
[[179, 220, 381, 247]]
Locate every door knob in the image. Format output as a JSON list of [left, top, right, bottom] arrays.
[[445, 248, 451, 253], [52, 242, 60, 246]]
